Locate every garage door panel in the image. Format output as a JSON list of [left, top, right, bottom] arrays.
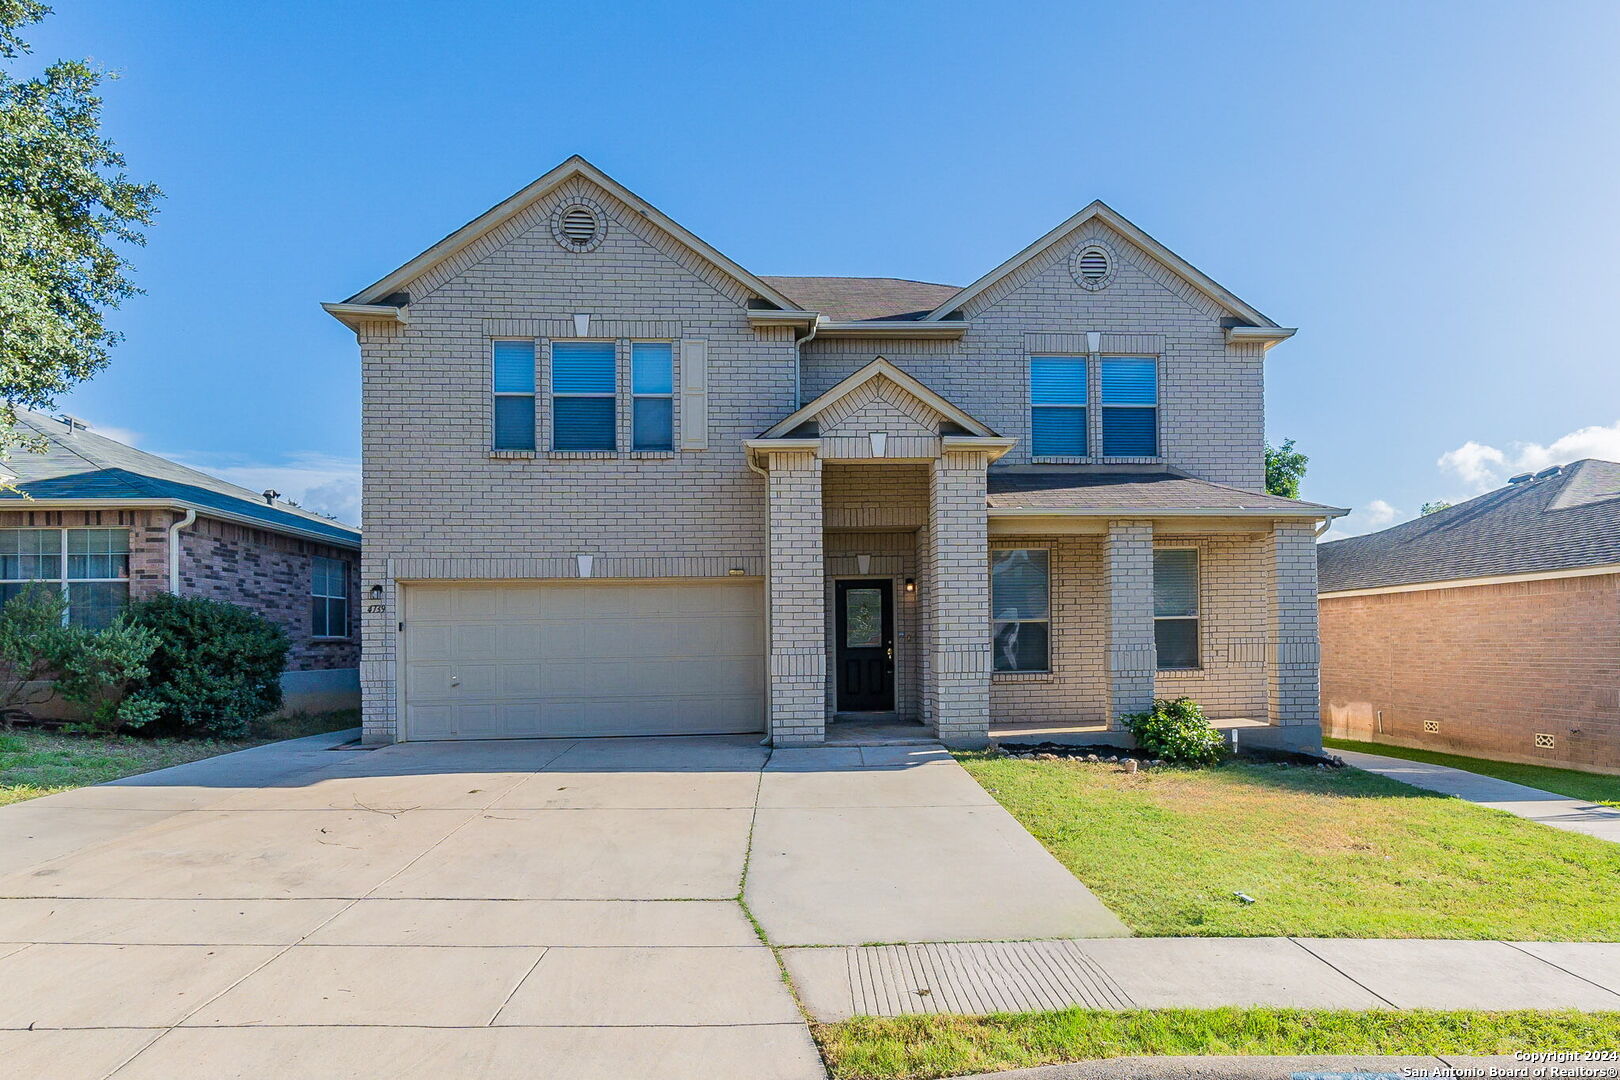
[[410, 626, 454, 661]]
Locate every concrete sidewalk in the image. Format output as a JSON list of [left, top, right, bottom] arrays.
[[785, 937, 1620, 1020], [1335, 748, 1620, 843]]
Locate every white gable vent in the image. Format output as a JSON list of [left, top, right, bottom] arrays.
[[551, 199, 607, 253], [1071, 242, 1116, 291]]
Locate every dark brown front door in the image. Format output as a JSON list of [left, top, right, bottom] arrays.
[[835, 579, 894, 712]]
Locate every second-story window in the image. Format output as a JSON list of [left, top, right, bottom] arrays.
[[491, 340, 536, 450], [631, 342, 674, 450], [1030, 355, 1087, 457], [552, 341, 617, 451], [1101, 357, 1158, 457]]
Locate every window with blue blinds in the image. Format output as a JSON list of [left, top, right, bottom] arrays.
[[1030, 356, 1087, 456], [491, 340, 536, 450], [552, 341, 617, 451], [1101, 357, 1157, 457], [631, 342, 674, 450], [990, 548, 1050, 672], [1153, 547, 1199, 669]]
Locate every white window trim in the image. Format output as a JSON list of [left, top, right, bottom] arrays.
[[490, 338, 537, 452], [1028, 354, 1089, 461], [310, 555, 350, 641], [550, 338, 618, 453], [1153, 544, 1200, 671], [630, 340, 675, 452], [0, 527, 131, 626], [1100, 354, 1161, 459], [990, 545, 1053, 675]]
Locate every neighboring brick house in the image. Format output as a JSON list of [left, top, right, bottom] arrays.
[[326, 155, 1343, 748], [1318, 459, 1620, 774], [0, 412, 361, 714]]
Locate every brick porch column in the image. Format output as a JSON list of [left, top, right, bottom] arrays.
[[1105, 519, 1156, 727], [766, 449, 826, 746], [924, 449, 991, 748], [1268, 521, 1322, 727]]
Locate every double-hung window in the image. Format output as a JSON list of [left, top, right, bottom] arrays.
[[311, 556, 349, 639], [0, 528, 130, 628], [1030, 356, 1087, 457], [1153, 548, 1199, 669], [631, 342, 674, 450], [990, 548, 1050, 672], [492, 340, 536, 450], [1100, 357, 1158, 457], [552, 342, 617, 451]]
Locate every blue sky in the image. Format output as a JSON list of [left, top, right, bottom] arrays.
[[21, 1, 1620, 533]]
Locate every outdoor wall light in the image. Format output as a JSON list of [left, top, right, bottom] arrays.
[[727, 568, 746, 576], [904, 578, 916, 593], [369, 584, 384, 601]]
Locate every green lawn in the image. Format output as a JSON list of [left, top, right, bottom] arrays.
[[0, 710, 359, 806], [817, 1008, 1620, 1080], [1326, 737, 1620, 809], [957, 753, 1620, 940]]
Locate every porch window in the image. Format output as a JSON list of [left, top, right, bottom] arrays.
[[631, 342, 674, 450], [552, 342, 618, 451], [1153, 547, 1199, 669], [990, 548, 1050, 672], [1030, 356, 1087, 456], [0, 527, 130, 628], [311, 555, 349, 639], [491, 340, 537, 450], [1101, 357, 1158, 457]]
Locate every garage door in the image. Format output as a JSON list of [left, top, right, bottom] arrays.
[[403, 580, 766, 740]]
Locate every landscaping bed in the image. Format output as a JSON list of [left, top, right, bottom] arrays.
[[1326, 737, 1620, 808], [957, 751, 1620, 940]]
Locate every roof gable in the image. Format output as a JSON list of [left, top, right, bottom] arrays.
[[921, 200, 1278, 327], [343, 156, 801, 312], [761, 358, 998, 439]]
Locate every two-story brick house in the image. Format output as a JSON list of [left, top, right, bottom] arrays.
[[327, 157, 1342, 748]]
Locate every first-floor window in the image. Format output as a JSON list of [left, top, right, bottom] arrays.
[[0, 528, 130, 628], [311, 556, 349, 638], [990, 548, 1050, 672], [1153, 547, 1199, 669]]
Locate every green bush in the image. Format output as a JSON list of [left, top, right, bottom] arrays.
[[1121, 696, 1226, 766], [0, 584, 75, 721], [124, 594, 289, 738], [56, 615, 160, 735]]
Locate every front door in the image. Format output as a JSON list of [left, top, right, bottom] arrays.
[[835, 579, 894, 712]]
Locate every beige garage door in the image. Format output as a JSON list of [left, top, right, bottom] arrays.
[[403, 579, 765, 740]]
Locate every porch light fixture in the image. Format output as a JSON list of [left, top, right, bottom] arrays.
[[904, 578, 916, 593], [368, 584, 384, 601], [727, 568, 746, 576]]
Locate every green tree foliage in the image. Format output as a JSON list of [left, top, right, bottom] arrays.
[[0, 2, 160, 454], [1264, 439, 1308, 500], [124, 594, 289, 738], [1420, 501, 1453, 516]]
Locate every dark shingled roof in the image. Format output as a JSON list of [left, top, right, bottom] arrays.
[[759, 277, 961, 322], [1317, 458, 1620, 592], [986, 471, 1342, 515], [1, 412, 360, 548]]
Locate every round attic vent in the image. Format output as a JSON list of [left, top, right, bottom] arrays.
[[1071, 243, 1115, 290], [551, 199, 606, 252]]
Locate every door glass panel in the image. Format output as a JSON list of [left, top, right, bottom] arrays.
[[844, 588, 882, 648]]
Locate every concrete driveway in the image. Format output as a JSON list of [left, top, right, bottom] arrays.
[[0, 730, 1124, 1079]]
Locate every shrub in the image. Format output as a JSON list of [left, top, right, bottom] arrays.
[[124, 594, 289, 738], [55, 616, 160, 735], [1121, 696, 1226, 766], [0, 584, 75, 722]]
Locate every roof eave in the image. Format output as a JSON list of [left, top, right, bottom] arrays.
[[323, 302, 409, 332], [987, 504, 1347, 520], [815, 319, 969, 340], [746, 310, 819, 331], [1225, 326, 1297, 348], [0, 496, 361, 549]]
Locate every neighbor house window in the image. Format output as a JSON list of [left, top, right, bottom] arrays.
[[1153, 548, 1198, 669], [0, 528, 130, 628], [1030, 355, 1087, 456], [311, 556, 349, 638], [1100, 357, 1158, 456], [552, 341, 617, 451], [631, 342, 674, 450], [492, 339, 536, 450], [990, 548, 1050, 672]]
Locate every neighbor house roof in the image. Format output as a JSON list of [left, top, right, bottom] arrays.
[[1317, 459, 1620, 593], [986, 472, 1344, 518], [1, 413, 360, 549], [758, 277, 960, 322]]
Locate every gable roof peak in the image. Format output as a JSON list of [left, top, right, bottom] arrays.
[[760, 356, 998, 439]]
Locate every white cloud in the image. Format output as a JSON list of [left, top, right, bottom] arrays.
[[88, 423, 144, 448], [1320, 498, 1403, 543], [1438, 420, 1620, 493], [169, 452, 361, 526]]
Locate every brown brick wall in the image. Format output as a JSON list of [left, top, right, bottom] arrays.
[[1320, 573, 1620, 774]]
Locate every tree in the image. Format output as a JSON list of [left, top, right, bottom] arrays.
[[1420, 501, 1452, 516], [1264, 438, 1308, 500], [0, 2, 160, 456]]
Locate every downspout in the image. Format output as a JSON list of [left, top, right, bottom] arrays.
[[1314, 517, 1334, 538], [792, 316, 819, 410], [168, 508, 196, 593]]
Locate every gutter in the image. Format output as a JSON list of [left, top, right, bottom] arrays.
[[0, 498, 360, 550], [987, 505, 1348, 520], [167, 508, 196, 592]]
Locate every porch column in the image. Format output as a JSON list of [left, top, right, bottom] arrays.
[[766, 449, 826, 746], [924, 449, 991, 748], [1105, 519, 1156, 726], [1268, 521, 1322, 728]]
